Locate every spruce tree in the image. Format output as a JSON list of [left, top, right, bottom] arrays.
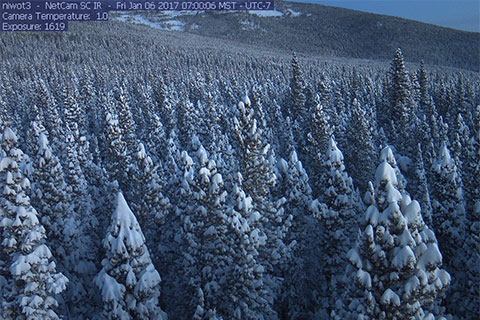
[[344, 147, 450, 319], [288, 52, 307, 123], [95, 192, 167, 320], [0, 127, 68, 319]]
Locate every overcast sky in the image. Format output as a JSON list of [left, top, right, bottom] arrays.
[[289, 0, 480, 32]]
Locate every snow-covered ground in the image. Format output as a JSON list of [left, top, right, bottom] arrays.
[[249, 10, 284, 17], [285, 8, 302, 17], [113, 14, 185, 31]]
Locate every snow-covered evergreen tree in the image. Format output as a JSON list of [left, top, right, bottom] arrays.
[[234, 96, 292, 296], [95, 192, 167, 320], [342, 147, 450, 320], [277, 149, 318, 319], [430, 142, 472, 316], [104, 101, 131, 191], [131, 142, 170, 258], [313, 137, 363, 313], [0, 126, 68, 319], [116, 83, 138, 159], [288, 52, 307, 124], [345, 98, 376, 191]]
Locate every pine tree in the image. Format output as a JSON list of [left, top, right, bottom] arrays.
[[31, 131, 70, 262], [288, 52, 307, 123], [389, 48, 412, 126], [312, 137, 363, 316], [33, 79, 63, 146], [234, 96, 292, 316], [116, 83, 138, 159], [345, 98, 376, 191], [95, 192, 167, 320], [308, 94, 332, 157], [344, 147, 450, 319], [104, 103, 131, 191], [430, 142, 470, 316], [177, 98, 199, 148], [277, 150, 319, 319], [416, 61, 430, 113], [0, 126, 68, 319], [234, 96, 291, 276], [413, 144, 433, 227], [131, 143, 170, 245]]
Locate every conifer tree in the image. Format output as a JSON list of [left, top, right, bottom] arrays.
[[0, 127, 68, 319], [277, 149, 320, 319], [345, 98, 376, 191], [288, 52, 307, 123], [104, 103, 131, 191], [430, 142, 471, 315], [414, 144, 433, 227], [131, 143, 170, 241], [234, 96, 291, 273], [33, 79, 63, 146], [389, 48, 412, 126], [116, 83, 138, 159], [95, 192, 167, 320], [311, 137, 363, 315], [343, 147, 450, 320], [234, 96, 291, 314]]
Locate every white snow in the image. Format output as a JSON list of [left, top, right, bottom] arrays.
[[38, 133, 49, 151], [433, 142, 454, 174], [392, 246, 416, 270], [3, 127, 18, 143], [404, 200, 422, 227], [47, 273, 69, 294], [278, 158, 288, 174], [211, 173, 223, 194], [10, 255, 32, 275], [347, 248, 363, 269], [327, 137, 344, 165], [356, 269, 372, 289], [114, 14, 185, 31], [418, 243, 442, 270], [197, 146, 208, 166], [110, 193, 144, 252], [285, 8, 301, 17], [243, 95, 251, 106], [249, 10, 283, 17], [365, 205, 379, 225], [404, 276, 420, 299], [380, 288, 401, 306], [0, 157, 17, 171], [375, 162, 398, 186], [95, 269, 125, 302], [380, 146, 397, 167], [204, 225, 217, 236], [241, 19, 262, 31]]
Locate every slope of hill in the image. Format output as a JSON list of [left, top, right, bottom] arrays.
[[110, 1, 480, 71]]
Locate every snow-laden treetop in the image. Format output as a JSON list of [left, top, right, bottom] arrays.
[[433, 141, 454, 174], [326, 136, 344, 168], [107, 192, 145, 254], [380, 146, 397, 168], [375, 161, 398, 187]]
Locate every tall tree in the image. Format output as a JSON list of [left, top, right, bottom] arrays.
[[234, 96, 292, 314], [341, 147, 450, 319], [95, 192, 167, 320], [0, 126, 69, 319], [288, 52, 307, 123]]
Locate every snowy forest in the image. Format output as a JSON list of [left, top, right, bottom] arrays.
[[0, 19, 479, 320]]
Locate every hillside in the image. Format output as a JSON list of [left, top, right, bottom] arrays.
[[0, 3, 479, 320], [110, 0, 480, 71]]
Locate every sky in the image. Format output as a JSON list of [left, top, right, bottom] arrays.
[[289, 0, 480, 32]]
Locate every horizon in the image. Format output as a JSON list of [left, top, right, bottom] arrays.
[[288, 0, 480, 32]]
